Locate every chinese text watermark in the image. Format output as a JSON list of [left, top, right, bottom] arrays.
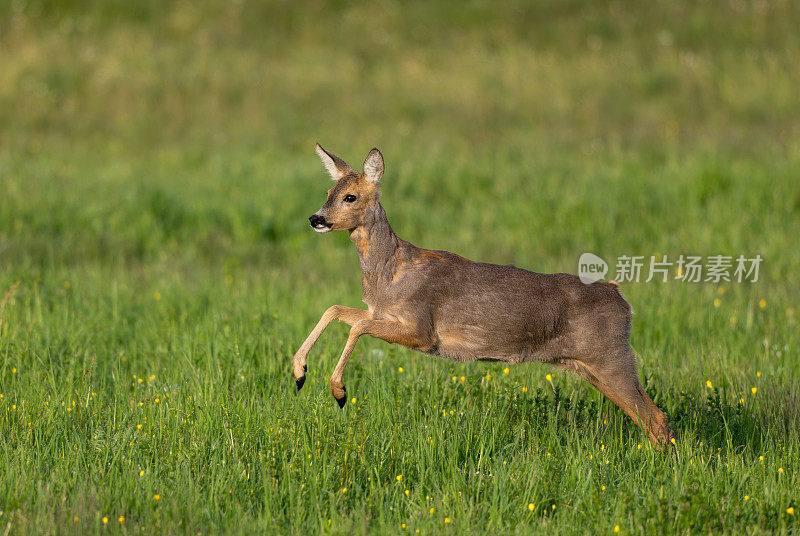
[[578, 253, 762, 284]]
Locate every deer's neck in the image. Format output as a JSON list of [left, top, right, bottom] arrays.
[[349, 203, 399, 283]]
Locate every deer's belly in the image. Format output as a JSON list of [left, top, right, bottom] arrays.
[[434, 326, 537, 363]]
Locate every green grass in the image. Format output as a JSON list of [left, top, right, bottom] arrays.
[[1, 0, 799, 534]]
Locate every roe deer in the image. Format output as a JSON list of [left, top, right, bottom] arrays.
[[293, 144, 675, 446]]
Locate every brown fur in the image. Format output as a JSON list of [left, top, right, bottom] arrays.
[[392, 247, 445, 282], [351, 228, 370, 257], [294, 144, 675, 446]]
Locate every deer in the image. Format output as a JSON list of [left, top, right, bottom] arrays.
[[293, 144, 675, 446]]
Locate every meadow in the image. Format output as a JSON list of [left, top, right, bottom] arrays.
[[1, 0, 799, 534]]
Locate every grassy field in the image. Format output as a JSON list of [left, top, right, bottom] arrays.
[[1, 0, 799, 534]]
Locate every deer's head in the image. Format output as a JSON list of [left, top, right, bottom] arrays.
[[309, 144, 384, 233]]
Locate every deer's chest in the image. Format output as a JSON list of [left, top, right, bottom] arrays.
[[360, 273, 412, 319]]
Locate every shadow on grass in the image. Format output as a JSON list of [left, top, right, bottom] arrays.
[[517, 376, 800, 454], [453, 375, 800, 455], [659, 378, 800, 455]]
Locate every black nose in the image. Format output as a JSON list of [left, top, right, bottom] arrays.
[[309, 214, 326, 227]]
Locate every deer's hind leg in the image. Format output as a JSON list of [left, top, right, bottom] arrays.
[[565, 349, 674, 446], [293, 306, 371, 390]]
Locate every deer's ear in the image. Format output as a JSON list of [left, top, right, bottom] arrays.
[[315, 143, 354, 180], [363, 148, 384, 184]]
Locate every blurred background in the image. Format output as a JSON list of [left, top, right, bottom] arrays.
[[2, 0, 799, 274]]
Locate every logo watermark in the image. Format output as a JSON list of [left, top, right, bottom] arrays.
[[578, 252, 609, 284], [578, 253, 763, 284]]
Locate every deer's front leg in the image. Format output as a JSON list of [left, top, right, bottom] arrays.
[[293, 305, 371, 390], [329, 319, 432, 408]]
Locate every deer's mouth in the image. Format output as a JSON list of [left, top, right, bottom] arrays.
[[312, 222, 333, 233]]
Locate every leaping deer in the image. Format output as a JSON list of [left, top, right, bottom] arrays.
[[293, 145, 674, 446]]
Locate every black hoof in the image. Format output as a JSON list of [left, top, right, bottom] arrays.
[[335, 388, 347, 409], [295, 365, 308, 391]]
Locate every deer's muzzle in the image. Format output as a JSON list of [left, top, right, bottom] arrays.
[[309, 214, 333, 233]]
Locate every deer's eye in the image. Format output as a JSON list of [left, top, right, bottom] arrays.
[[343, 194, 357, 203]]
